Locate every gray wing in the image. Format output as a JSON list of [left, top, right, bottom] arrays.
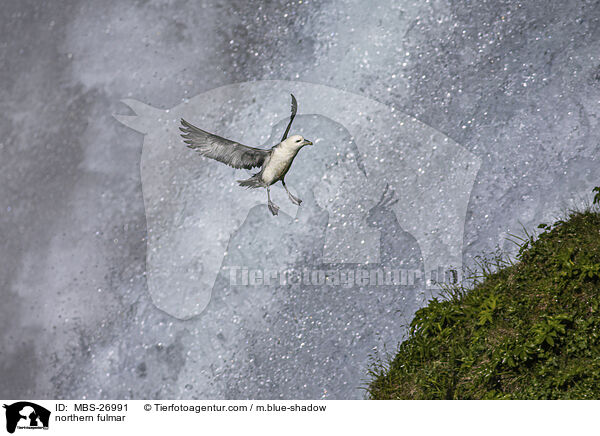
[[180, 118, 270, 169], [281, 94, 298, 141]]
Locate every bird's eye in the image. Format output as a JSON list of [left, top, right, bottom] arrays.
[[296, 139, 301, 142]]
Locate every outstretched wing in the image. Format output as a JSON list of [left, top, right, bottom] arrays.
[[280, 94, 298, 141], [180, 119, 270, 169]]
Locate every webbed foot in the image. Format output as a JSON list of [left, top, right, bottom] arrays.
[[288, 193, 302, 206], [268, 200, 280, 216]]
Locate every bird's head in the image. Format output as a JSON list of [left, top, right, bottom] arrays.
[[283, 134, 313, 150]]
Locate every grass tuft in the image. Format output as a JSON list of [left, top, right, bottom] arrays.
[[368, 192, 600, 399]]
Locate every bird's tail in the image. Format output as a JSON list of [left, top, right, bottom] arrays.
[[237, 174, 263, 188]]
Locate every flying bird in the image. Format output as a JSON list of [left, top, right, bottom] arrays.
[[180, 94, 312, 215]]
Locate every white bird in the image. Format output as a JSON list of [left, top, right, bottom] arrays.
[[180, 94, 312, 215]]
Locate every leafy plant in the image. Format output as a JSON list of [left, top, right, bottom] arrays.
[[531, 314, 571, 347]]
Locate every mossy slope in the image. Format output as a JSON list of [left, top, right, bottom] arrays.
[[369, 210, 600, 399]]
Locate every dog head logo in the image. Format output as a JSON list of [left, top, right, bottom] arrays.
[[115, 80, 481, 319], [3, 402, 50, 434]]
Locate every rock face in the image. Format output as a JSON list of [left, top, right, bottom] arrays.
[[1, 1, 599, 399]]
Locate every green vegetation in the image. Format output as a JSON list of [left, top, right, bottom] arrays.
[[368, 191, 600, 399]]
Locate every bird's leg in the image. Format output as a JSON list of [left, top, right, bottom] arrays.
[[267, 186, 279, 216], [282, 180, 302, 206]]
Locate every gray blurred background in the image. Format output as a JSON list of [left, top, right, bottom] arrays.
[[1, 0, 599, 399]]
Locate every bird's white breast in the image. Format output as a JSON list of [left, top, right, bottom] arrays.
[[262, 145, 297, 185]]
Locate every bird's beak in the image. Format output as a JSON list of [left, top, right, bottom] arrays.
[[304, 139, 313, 146]]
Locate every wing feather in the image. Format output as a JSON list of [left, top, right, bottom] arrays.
[[281, 94, 298, 141], [180, 119, 269, 169]]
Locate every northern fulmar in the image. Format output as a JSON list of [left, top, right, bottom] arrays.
[[180, 94, 312, 216]]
